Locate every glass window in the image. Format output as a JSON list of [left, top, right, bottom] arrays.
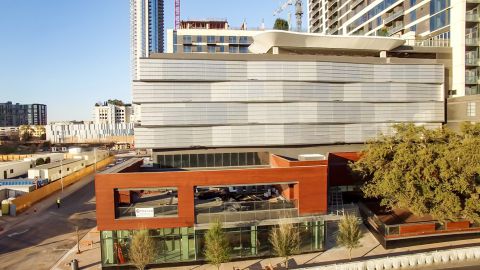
[[222, 153, 231, 166], [219, 36, 225, 43], [239, 36, 248, 44], [231, 152, 239, 166], [468, 102, 477, 117], [239, 46, 249, 53], [198, 154, 207, 167], [219, 45, 225, 53], [114, 188, 178, 219], [410, 0, 416, 7], [196, 35, 202, 43], [410, 11, 416, 22], [208, 45, 216, 53], [229, 36, 237, 43], [229, 46, 238, 53], [173, 154, 182, 167], [207, 36, 215, 43], [430, 10, 449, 31], [181, 154, 190, 167], [183, 45, 192, 53], [183, 35, 192, 44], [206, 154, 215, 167], [430, 0, 450, 14], [214, 153, 223, 167], [239, 152, 246, 166], [190, 154, 198, 168], [196, 45, 202, 52]]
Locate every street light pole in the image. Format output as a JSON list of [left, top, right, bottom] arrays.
[[60, 158, 63, 193]]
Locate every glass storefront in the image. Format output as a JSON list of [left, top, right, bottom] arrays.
[[100, 221, 325, 267]]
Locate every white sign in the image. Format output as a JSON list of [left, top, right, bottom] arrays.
[[135, 208, 154, 218]]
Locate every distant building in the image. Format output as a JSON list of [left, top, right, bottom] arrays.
[[0, 102, 47, 127], [131, 0, 164, 80], [93, 102, 136, 124], [46, 121, 134, 145], [166, 20, 262, 54]]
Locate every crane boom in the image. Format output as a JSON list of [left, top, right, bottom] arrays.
[[175, 0, 180, 30], [273, 0, 303, 32]]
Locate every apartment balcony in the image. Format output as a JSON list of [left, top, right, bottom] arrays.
[[465, 75, 480, 84], [383, 9, 404, 25], [327, 0, 338, 10], [465, 57, 480, 66], [465, 37, 479, 46], [350, 0, 363, 9], [466, 12, 480, 22], [387, 22, 404, 35], [327, 6, 339, 18]]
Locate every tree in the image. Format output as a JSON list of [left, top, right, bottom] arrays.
[[273, 18, 289, 31], [36, 158, 45, 166], [337, 214, 362, 260], [129, 230, 156, 270], [269, 222, 300, 269], [19, 125, 33, 142], [45, 157, 51, 164], [204, 221, 230, 270], [107, 99, 125, 106], [377, 27, 389, 36], [350, 123, 480, 224]]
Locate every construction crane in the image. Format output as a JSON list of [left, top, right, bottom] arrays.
[[175, 0, 180, 30], [273, 0, 303, 32]]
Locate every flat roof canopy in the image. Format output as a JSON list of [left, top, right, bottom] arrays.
[[249, 30, 406, 54]]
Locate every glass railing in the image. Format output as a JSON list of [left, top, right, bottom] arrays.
[[465, 57, 480, 66], [466, 86, 480, 95], [465, 37, 479, 46], [350, 0, 363, 9], [388, 23, 404, 35], [405, 39, 450, 47], [466, 13, 480, 22], [465, 75, 479, 84], [195, 199, 298, 224], [384, 9, 404, 25]]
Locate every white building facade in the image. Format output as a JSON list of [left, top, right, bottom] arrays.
[[308, 0, 479, 97], [46, 122, 134, 144], [133, 32, 445, 149]]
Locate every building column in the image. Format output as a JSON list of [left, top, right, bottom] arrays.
[[181, 227, 189, 260], [250, 225, 257, 255]]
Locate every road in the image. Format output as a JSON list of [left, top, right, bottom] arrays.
[[0, 168, 102, 270]]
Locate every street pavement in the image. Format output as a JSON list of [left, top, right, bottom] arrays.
[[0, 169, 101, 270]]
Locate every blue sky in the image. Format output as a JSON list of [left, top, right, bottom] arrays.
[[0, 0, 306, 122]]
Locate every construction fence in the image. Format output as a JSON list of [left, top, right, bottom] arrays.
[[11, 156, 115, 215], [0, 154, 34, 161]]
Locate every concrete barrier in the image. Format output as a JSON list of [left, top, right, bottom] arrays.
[[11, 156, 114, 214], [298, 246, 480, 270]]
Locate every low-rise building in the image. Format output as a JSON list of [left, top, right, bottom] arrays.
[[46, 122, 134, 145], [96, 151, 329, 267], [28, 159, 86, 182], [0, 160, 35, 179]]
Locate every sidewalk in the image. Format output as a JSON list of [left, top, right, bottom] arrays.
[[52, 224, 480, 270], [51, 226, 102, 270]]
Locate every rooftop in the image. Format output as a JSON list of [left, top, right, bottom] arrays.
[[33, 159, 82, 170]]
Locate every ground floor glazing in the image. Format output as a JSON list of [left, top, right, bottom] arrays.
[[100, 220, 325, 267]]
